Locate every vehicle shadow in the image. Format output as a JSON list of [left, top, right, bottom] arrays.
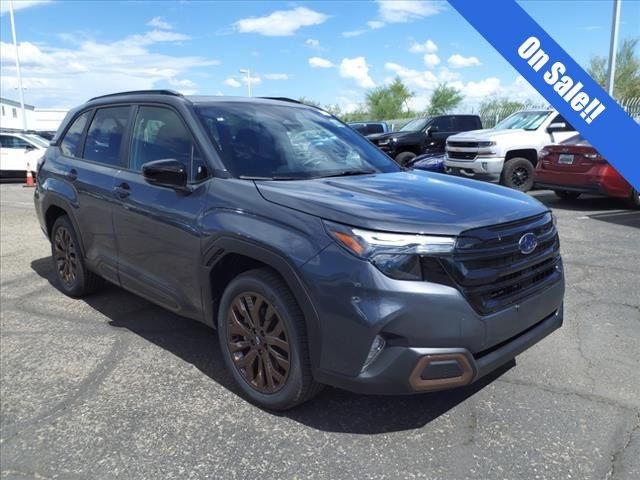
[[531, 191, 639, 228], [31, 256, 513, 434], [531, 190, 633, 212]]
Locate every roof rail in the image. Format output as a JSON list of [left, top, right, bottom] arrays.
[[88, 90, 183, 102], [260, 97, 304, 105]]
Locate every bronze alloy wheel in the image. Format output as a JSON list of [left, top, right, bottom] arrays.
[[54, 226, 78, 287], [226, 292, 291, 394]]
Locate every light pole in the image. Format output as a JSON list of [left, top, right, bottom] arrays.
[[8, 0, 27, 131], [239, 68, 251, 96], [606, 0, 621, 97]]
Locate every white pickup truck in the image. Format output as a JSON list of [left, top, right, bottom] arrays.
[[444, 109, 577, 191]]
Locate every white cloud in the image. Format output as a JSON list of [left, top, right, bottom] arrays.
[[448, 54, 481, 68], [233, 7, 328, 36], [339, 57, 375, 89], [343, 30, 366, 38], [147, 16, 173, 30], [168, 78, 197, 95], [450, 77, 500, 98], [242, 75, 261, 87], [305, 38, 320, 47], [423, 53, 440, 68], [224, 78, 242, 88], [0, 31, 218, 107], [0, 0, 51, 14], [409, 39, 438, 54], [308, 56, 334, 68], [367, 20, 385, 29], [264, 73, 288, 80], [377, 0, 443, 23], [385, 62, 439, 90]]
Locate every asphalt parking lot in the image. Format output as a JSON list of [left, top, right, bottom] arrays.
[[1, 183, 638, 480]]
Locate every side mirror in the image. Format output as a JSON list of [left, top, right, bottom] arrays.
[[427, 125, 439, 136], [142, 159, 188, 190], [547, 122, 566, 132]]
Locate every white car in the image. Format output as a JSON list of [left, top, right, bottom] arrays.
[[0, 132, 48, 180], [444, 109, 576, 191]]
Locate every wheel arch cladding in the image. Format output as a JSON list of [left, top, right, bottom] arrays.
[[201, 237, 322, 374]]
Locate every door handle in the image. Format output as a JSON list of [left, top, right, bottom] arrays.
[[65, 169, 77, 181], [113, 182, 130, 199]]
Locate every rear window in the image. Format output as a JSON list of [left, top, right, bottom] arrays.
[[366, 124, 385, 134], [60, 111, 91, 157], [561, 134, 590, 145]]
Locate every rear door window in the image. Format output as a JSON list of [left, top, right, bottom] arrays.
[[83, 106, 131, 167], [60, 111, 92, 157], [129, 106, 207, 182], [453, 116, 479, 131], [366, 124, 384, 134], [432, 116, 454, 132]]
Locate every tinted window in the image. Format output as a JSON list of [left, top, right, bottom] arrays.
[[453, 116, 479, 131], [196, 103, 399, 179], [0, 135, 31, 149], [60, 111, 91, 157], [432, 116, 453, 131], [366, 124, 384, 134], [130, 106, 207, 182], [550, 114, 576, 132], [83, 107, 130, 166]]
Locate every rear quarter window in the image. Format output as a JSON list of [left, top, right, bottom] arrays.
[[60, 111, 92, 157]]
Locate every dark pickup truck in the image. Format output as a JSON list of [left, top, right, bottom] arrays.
[[369, 114, 482, 166]]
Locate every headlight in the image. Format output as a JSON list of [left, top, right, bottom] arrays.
[[324, 221, 456, 280], [477, 141, 496, 147]]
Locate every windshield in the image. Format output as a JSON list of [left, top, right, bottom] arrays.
[[399, 118, 431, 132], [494, 111, 550, 131], [24, 135, 49, 148], [196, 103, 400, 179]]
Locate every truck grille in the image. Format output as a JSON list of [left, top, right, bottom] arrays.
[[447, 141, 479, 148], [436, 212, 562, 315], [447, 151, 477, 160]]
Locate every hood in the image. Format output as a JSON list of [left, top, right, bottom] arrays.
[[255, 171, 547, 236], [449, 128, 527, 141], [368, 130, 419, 142]]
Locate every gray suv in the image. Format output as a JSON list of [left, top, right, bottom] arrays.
[[34, 91, 564, 410]]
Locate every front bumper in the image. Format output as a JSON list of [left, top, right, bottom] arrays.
[[316, 306, 562, 395], [302, 243, 565, 395], [445, 154, 504, 182]]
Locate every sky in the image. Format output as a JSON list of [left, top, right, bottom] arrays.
[[0, 0, 638, 111]]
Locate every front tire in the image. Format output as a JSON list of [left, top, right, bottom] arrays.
[[218, 268, 321, 410], [554, 190, 581, 201], [501, 157, 535, 191], [50, 215, 102, 297], [395, 151, 417, 167]]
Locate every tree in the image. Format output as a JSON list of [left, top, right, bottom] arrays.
[[426, 83, 464, 115], [297, 97, 321, 108], [588, 38, 640, 99], [365, 78, 414, 120]]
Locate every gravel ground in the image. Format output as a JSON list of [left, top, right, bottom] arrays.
[[1, 183, 639, 480]]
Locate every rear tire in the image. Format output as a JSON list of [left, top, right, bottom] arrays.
[[395, 151, 417, 167], [628, 189, 640, 209], [218, 268, 322, 410], [554, 190, 581, 201], [50, 215, 102, 297], [501, 157, 535, 191]]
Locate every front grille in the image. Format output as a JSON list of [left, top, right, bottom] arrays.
[[448, 151, 477, 160], [448, 141, 479, 148], [438, 212, 562, 315]]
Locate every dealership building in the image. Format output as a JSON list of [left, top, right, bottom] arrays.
[[0, 96, 67, 132]]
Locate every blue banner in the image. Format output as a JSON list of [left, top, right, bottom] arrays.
[[449, 0, 640, 191]]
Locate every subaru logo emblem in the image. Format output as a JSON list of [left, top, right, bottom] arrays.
[[519, 233, 538, 255]]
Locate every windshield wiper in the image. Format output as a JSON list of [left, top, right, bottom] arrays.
[[312, 169, 377, 179], [239, 175, 303, 181]]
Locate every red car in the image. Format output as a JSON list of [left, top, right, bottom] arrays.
[[535, 134, 639, 209]]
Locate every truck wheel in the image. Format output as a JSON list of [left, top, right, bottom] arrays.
[[218, 268, 322, 410], [501, 157, 535, 191], [554, 190, 581, 201], [627, 189, 640, 209], [50, 215, 102, 297], [395, 151, 417, 167]]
